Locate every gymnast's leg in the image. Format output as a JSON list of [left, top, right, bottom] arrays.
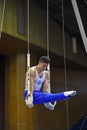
[[33, 90, 76, 104]]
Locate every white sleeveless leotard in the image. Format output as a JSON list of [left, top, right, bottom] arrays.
[[33, 67, 46, 91]]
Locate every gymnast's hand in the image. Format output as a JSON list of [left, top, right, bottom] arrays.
[[44, 102, 56, 111], [26, 93, 34, 108]]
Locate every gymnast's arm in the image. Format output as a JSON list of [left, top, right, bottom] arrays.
[[43, 71, 57, 111], [25, 69, 35, 108], [43, 71, 51, 93], [26, 68, 35, 95]]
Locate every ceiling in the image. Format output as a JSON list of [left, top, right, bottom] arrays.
[[1, 0, 87, 70], [34, 0, 87, 51]]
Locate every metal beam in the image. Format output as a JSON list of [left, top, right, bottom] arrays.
[[71, 0, 87, 52]]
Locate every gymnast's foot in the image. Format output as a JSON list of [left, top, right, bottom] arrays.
[[64, 90, 76, 100]]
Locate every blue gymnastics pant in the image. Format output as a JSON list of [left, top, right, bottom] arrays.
[[24, 90, 69, 104]]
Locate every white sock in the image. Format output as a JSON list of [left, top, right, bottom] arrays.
[[64, 90, 76, 97]]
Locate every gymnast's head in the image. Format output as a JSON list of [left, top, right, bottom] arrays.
[[39, 56, 50, 64], [37, 56, 50, 71]]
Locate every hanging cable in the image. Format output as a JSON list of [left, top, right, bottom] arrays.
[[47, 0, 50, 71], [46, 0, 56, 107], [61, 0, 69, 130], [27, 0, 30, 93], [27, 0, 30, 55], [0, 0, 6, 39], [47, 0, 51, 93], [47, 0, 50, 73], [47, 0, 49, 58]]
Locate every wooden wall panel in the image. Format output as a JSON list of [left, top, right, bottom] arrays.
[[5, 55, 18, 130], [17, 54, 35, 130], [3, 0, 26, 41], [0, 0, 3, 22], [5, 54, 37, 130], [0, 55, 5, 130]]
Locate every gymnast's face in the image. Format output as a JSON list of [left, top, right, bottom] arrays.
[[38, 62, 48, 71]]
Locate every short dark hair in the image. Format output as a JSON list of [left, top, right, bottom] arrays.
[[39, 56, 50, 64]]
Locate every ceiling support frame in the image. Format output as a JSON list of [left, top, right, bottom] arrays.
[[71, 0, 87, 52]]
